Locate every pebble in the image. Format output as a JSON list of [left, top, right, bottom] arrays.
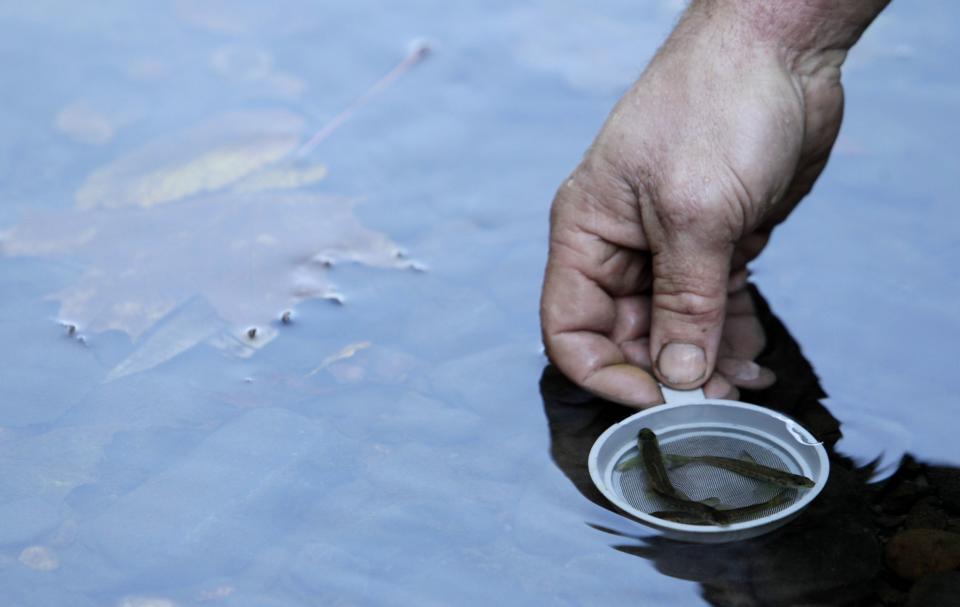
[[885, 529, 960, 580], [18, 545, 59, 571]]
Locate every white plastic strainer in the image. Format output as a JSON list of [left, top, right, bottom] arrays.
[[588, 387, 829, 543]]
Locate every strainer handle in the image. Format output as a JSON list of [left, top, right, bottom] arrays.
[[660, 385, 706, 405]]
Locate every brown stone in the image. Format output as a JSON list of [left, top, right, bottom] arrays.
[[885, 529, 960, 580]]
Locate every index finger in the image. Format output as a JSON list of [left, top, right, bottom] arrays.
[[540, 238, 662, 408]]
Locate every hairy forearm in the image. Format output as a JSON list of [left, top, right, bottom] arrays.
[[683, 0, 890, 72], [726, 1, 889, 49]]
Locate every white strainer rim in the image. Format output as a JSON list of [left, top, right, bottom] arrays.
[[588, 395, 830, 537]]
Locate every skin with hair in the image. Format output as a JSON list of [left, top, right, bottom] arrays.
[[540, 0, 890, 408]]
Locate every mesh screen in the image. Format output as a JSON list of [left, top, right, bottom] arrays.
[[615, 433, 800, 523]]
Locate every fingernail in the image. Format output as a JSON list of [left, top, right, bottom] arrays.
[[718, 358, 760, 382], [657, 342, 706, 385]]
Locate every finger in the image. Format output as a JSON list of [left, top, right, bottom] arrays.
[[716, 357, 777, 390], [612, 296, 652, 369], [621, 337, 652, 370], [541, 261, 661, 408], [703, 373, 739, 400], [549, 171, 651, 298], [726, 287, 756, 316], [545, 331, 662, 408], [541, 174, 664, 407], [720, 312, 766, 361], [649, 240, 732, 389], [611, 295, 651, 344]]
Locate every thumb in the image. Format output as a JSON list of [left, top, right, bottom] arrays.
[[649, 240, 732, 389]]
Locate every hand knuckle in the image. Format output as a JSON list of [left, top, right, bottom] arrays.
[[654, 286, 724, 323]]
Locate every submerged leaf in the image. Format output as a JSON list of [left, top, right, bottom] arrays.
[[105, 297, 223, 382], [3, 191, 419, 376], [308, 341, 373, 375], [232, 163, 327, 193], [75, 109, 303, 209]]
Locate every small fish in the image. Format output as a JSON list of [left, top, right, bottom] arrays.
[[716, 489, 793, 523], [664, 452, 815, 489], [652, 490, 729, 525], [653, 490, 792, 525], [638, 428, 682, 499], [638, 428, 728, 525]]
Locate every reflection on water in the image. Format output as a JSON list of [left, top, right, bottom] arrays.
[[542, 286, 960, 607], [0, 0, 957, 605]]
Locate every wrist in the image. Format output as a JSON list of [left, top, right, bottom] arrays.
[[688, 0, 889, 75]]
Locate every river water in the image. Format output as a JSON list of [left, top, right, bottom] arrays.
[[0, 1, 957, 605]]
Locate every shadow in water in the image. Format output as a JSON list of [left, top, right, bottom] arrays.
[[540, 285, 960, 607]]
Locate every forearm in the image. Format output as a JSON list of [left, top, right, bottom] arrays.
[[683, 0, 890, 72]]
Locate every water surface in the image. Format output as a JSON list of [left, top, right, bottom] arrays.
[[0, 1, 957, 605]]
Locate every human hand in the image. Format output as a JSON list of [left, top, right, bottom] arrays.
[[540, 1, 882, 407], [607, 280, 778, 402]]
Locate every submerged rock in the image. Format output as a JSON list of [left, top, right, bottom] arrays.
[[885, 529, 960, 580]]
